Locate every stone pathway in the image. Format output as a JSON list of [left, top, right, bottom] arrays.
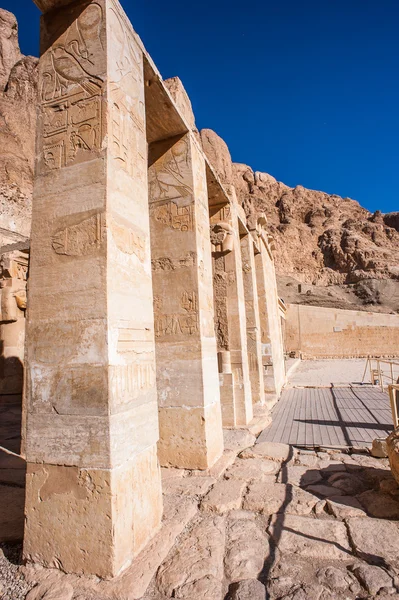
[[2, 422, 399, 600]]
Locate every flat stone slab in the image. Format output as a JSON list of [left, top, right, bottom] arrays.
[[241, 442, 290, 462], [326, 496, 367, 519], [225, 458, 279, 482], [223, 430, 256, 453], [347, 517, 399, 566], [191, 451, 237, 479], [306, 484, 343, 498], [278, 465, 323, 487], [268, 514, 351, 560], [201, 479, 246, 514], [243, 483, 317, 516], [156, 516, 225, 597], [162, 476, 216, 497], [227, 579, 267, 600], [357, 490, 399, 519], [225, 516, 270, 582], [247, 415, 272, 436]]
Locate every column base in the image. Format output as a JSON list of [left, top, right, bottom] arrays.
[[158, 403, 223, 470], [24, 445, 162, 579]]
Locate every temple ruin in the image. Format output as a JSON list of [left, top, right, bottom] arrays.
[[0, 0, 286, 578]]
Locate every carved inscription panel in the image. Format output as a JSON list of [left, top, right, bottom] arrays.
[[39, 3, 106, 172], [154, 291, 199, 339], [149, 137, 193, 203]]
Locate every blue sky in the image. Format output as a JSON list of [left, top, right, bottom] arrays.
[[4, 0, 398, 214]]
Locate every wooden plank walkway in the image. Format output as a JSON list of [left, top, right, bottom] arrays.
[[258, 386, 393, 448]]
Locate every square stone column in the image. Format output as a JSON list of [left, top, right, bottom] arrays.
[[24, 0, 162, 578], [240, 234, 265, 406], [148, 133, 223, 469], [210, 201, 252, 427], [255, 240, 286, 399]]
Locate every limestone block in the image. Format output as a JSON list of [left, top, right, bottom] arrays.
[[162, 476, 216, 497], [305, 484, 343, 498], [241, 441, 290, 462], [347, 517, 399, 566], [201, 479, 246, 514], [325, 496, 367, 519], [225, 457, 279, 482], [247, 415, 272, 436], [156, 516, 225, 597], [268, 515, 350, 560], [227, 579, 267, 600], [243, 482, 317, 516], [158, 402, 223, 470], [351, 564, 394, 596], [223, 429, 256, 453], [164, 77, 196, 130], [357, 490, 399, 519], [371, 437, 388, 458], [224, 517, 270, 583], [278, 465, 323, 487]]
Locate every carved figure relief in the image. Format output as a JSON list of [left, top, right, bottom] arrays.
[[154, 290, 199, 338], [150, 200, 194, 232], [210, 222, 234, 254], [0, 252, 28, 324], [39, 3, 105, 171], [151, 252, 196, 272], [149, 137, 193, 203], [52, 212, 106, 256]]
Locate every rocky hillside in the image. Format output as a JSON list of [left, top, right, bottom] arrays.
[[0, 9, 37, 246]]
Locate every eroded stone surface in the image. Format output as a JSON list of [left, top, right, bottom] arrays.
[[278, 466, 323, 487], [268, 515, 351, 560], [347, 517, 399, 565], [156, 516, 225, 597], [223, 430, 257, 453], [243, 483, 317, 516], [224, 516, 270, 582], [325, 496, 367, 519], [225, 457, 279, 482], [241, 441, 290, 462], [227, 579, 267, 600], [26, 581, 73, 600], [351, 564, 394, 595], [201, 479, 245, 514], [162, 476, 216, 497]]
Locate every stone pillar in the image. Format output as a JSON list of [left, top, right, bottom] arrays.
[[24, 0, 162, 578], [148, 133, 223, 470], [0, 250, 28, 397], [210, 201, 252, 427], [240, 234, 265, 406], [255, 237, 286, 400]]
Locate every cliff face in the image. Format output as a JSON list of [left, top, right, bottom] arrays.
[[0, 9, 38, 246], [233, 163, 399, 287]]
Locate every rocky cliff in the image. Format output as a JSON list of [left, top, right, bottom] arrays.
[[0, 9, 38, 246], [200, 129, 399, 314]]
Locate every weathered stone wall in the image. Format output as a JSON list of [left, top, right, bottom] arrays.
[[286, 304, 399, 358]]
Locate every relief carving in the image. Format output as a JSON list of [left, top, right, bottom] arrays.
[[40, 3, 105, 171], [0, 251, 29, 324], [151, 252, 196, 272], [149, 137, 193, 202], [154, 290, 199, 338], [150, 200, 194, 232], [210, 222, 234, 254], [52, 212, 106, 256], [110, 361, 156, 401]]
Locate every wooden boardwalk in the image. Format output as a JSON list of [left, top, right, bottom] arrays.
[[258, 386, 393, 448]]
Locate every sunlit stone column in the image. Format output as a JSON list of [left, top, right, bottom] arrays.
[[210, 200, 253, 426], [149, 132, 224, 469], [24, 0, 162, 577], [240, 234, 265, 406], [255, 236, 286, 400]]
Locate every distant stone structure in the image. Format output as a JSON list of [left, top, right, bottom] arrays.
[[0, 0, 285, 578]]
